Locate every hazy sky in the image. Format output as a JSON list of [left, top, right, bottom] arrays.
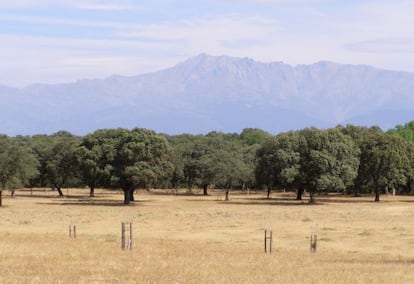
[[1, 0, 413, 87]]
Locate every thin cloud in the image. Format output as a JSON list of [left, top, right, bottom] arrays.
[[76, 2, 141, 11], [346, 38, 414, 54], [117, 15, 282, 43], [0, 0, 140, 10], [0, 14, 124, 28], [233, 0, 332, 3], [1, 0, 414, 86]]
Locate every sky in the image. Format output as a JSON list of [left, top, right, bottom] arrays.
[[1, 0, 413, 87]]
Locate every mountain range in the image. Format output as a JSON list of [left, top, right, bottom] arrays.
[[2, 53, 414, 136]]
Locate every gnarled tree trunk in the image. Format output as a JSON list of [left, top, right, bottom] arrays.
[[225, 189, 229, 201], [203, 184, 208, 196], [130, 189, 135, 202], [374, 180, 380, 202], [296, 187, 304, 200], [374, 188, 380, 202], [123, 189, 131, 205], [56, 187, 64, 197], [89, 186, 95, 197], [353, 186, 360, 197], [309, 190, 316, 204]]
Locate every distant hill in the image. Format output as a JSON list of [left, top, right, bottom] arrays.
[[1, 54, 414, 136]]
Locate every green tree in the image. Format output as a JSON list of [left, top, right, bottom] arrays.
[[297, 128, 360, 203], [166, 134, 200, 191], [256, 131, 301, 199], [239, 128, 272, 146], [180, 133, 249, 197], [337, 124, 383, 196], [211, 149, 246, 200], [256, 128, 360, 203], [29, 134, 55, 188], [110, 128, 173, 204], [44, 132, 80, 197], [387, 121, 414, 144], [75, 129, 122, 197], [357, 132, 413, 202], [0, 135, 38, 206], [239, 144, 260, 191]]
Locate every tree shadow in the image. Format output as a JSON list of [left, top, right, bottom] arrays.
[[210, 193, 380, 206], [220, 200, 324, 206], [313, 194, 409, 204], [148, 191, 204, 196], [387, 198, 414, 204], [36, 198, 152, 207], [183, 198, 218, 202], [15, 194, 86, 199]]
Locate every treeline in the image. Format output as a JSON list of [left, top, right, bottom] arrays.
[[1, 122, 414, 205]]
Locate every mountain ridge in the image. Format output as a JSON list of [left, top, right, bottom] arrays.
[[1, 54, 414, 136]]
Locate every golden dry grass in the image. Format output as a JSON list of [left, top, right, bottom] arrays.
[[1, 188, 414, 283]]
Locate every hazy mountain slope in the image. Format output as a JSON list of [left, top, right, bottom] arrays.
[[1, 54, 414, 135]]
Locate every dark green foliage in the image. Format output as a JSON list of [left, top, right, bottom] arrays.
[[168, 131, 258, 197], [387, 121, 414, 144], [2, 122, 414, 206], [0, 135, 38, 205], [357, 132, 413, 201], [256, 128, 360, 203], [239, 128, 272, 146], [256, 131, 300, 190], [298, 128, 360, 202], [75, 129, 121, 197], [44, 134, 80, 197], [109, 128, 173, 204]]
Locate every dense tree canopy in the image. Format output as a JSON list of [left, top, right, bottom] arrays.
[[110, 128, 173, 204], [256, 128, 360, 203], [256, 131, 300, 198], [75, 129, 121, 197], [0, 135, 38, 206], [171, 132, 256, 198], [1, 123, 414, 205], [357, 132, 413, 201], [44, 132, 80, 197]]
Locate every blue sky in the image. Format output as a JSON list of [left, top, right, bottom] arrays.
[[1, 0, 413, 87]]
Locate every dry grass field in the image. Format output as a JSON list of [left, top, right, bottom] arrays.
[[1, 188, 414, 283]]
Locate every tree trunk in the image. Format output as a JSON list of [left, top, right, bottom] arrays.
[[354, 187, 360, 197], [56, 187, 64, 197], [0, 190, 2, 207], [225, 189, 229, 201], [123, 189, 131, 205], [374, 188, 380, 202], [296, 187, 304, 200], [267, 187, 271, 199], [89, 186, 95, 197], [309, 191, 316, 204], [373, 179, 380, 202], [130, 189, 135, 202], [203, 184, 208, 196]]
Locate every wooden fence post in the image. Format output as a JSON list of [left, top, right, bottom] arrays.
[[121, 221, 132, 251], [264, 229, 273, 253]]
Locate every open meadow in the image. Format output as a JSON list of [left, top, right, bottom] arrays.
[[1, 188, 414, 283]]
